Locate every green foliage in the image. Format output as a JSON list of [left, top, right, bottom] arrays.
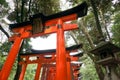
[[0, 41, 12, 54], [0, 55, 6, 69], [0, 0, 120, 80], [83, 12, 99, 44], [80, 55, 99, 80], [0, 0, 8, 7], [8, 60, 18, 80], [24, 64, 37, 80], [111, 13, 120, 47], [7, 0, 60, 22], [68, 0, 84, 5], [0, 0, 9, 19]]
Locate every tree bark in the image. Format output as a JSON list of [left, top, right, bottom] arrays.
[[15, 0, 20, 23], [13, 55, 22, 80], [21, 0, 25, 22], [90, 0, 105, 41], [25, 0, 32, 21], [69, 31, 80, 44], [99, 10, 112, 41], [14, 0, 26, 79], [79, 19, 105, 80], [0, 24, 10, 39], [69, 17, 105, 80], [79, 19, 95, 49]]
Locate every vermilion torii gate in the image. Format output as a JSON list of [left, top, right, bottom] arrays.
[[19, 44, 82, 80], [0, 1, 88, 80]]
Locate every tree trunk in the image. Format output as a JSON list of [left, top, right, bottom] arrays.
[[99, 10, 112, 41], [13, 55, 22, 80], [15, 0, 20, 23], [79, 19, 95, 49], [21, 0, 25, 22], [90, 0, 105, 41], [14, 0, 26, 79], [0, 24, 10, 39], [69, 31, 80, 44]]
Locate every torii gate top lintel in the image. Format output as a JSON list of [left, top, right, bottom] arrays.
[[9, 2, 87, 34], [9, 2, 88, 41], [10, 1, 87, 30]]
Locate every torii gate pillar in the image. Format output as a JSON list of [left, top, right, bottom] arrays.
[[56, 19, 67, 80]]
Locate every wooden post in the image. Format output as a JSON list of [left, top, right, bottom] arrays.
[[56, 19, 67, 80], [0, 36, 23, 80], [19, 64, 27, 80], [19, 56, 29, 80], [41, 66, 47, 80], [66, 52, 72, 80], [34, 63, 42, 80]]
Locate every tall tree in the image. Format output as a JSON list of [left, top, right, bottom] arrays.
[[90, 0, 105, 42], [67, 0, 120, 80]]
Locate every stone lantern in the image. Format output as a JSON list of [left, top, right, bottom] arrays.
[[90, 41, 120, 80]]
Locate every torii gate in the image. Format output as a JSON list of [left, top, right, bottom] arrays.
[[0, 1, 88, 80], [19, 44, 82, 80]]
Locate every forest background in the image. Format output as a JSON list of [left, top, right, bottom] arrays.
[[0, 0, 120, 80]]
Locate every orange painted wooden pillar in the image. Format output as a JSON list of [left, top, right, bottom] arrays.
[[66, 52, 72, 80], [41, 66, 47, 80], [46, 67, 51, 80], [34, 63, 42, 80], [53, 67, 56, 80], [52, 69, 56, 80], [47, 67, 56, 80], [19, 64, 27, 80], [41, 67, 45, 80], [52, 67, 56, 80], [49, 67, 56, 80], [73, 66, 80, 80], [56, 19, 67, 80], [44, 66, 49, 80], [74, 70, 79, 80], [0, 36, 23, 80]]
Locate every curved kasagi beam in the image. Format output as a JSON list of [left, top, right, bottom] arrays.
[[30, 1, 88, 23], [19, 44, 82, 56], [70, 52, 83, 57], [9, 1, 88, 30]]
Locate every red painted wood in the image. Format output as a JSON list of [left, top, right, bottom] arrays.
[[56, 19, 67, 80], [19, 64, 27, 80], [0, 37, 23, 80]]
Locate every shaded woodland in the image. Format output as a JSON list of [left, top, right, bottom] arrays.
[[0, 0, 120, 80]]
